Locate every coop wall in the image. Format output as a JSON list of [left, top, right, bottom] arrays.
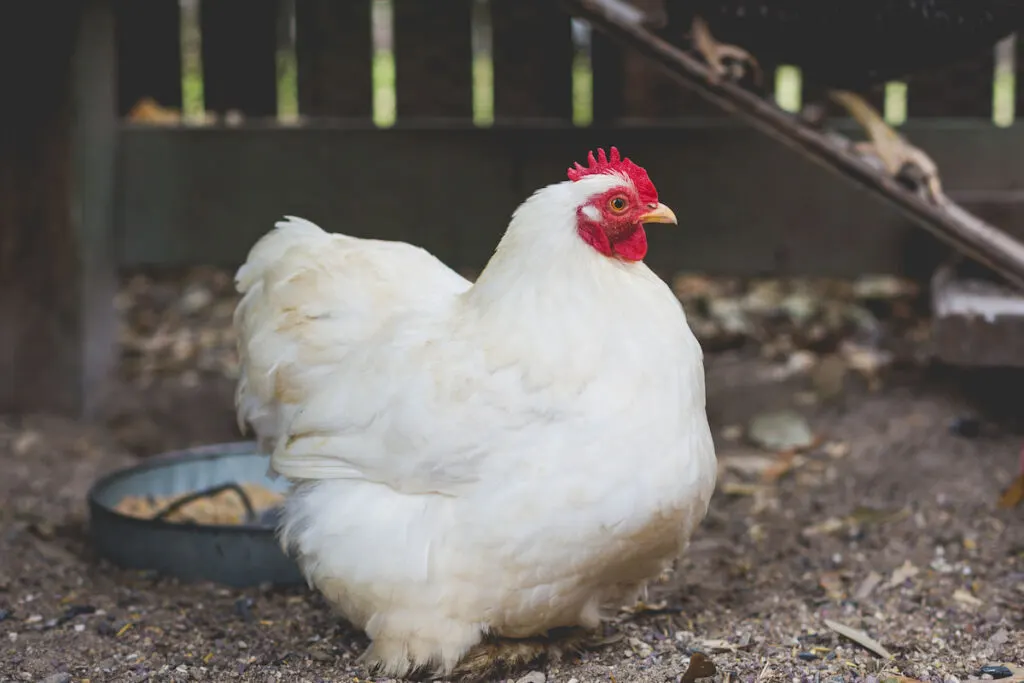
[[114, 0, 1024, 278]]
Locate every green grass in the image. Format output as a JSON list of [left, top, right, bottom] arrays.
[[372, 51, 397, 127], [994, 66, 1016, 127], [572, 53, 594, 126], [775, 66, 801, 113]]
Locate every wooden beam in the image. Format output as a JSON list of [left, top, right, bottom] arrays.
[[115, 122, 1024, 277], [560, 0, 1024, 291], [200, 0, 279, 117], [0, 0, 117, 416]]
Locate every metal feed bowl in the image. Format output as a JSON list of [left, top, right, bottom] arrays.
[[88, 442, 304, 587]]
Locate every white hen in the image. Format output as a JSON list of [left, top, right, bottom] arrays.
[[233, 148, 717, 678]]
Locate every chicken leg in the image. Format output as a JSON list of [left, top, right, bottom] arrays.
[[451, 627, 592, 681], [829, 90, 949, 206], [691, 16, 762, 85]]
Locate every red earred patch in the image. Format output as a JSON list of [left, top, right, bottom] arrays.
[[566, 147, 658, 205]]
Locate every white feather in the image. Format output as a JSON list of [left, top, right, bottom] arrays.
[[234, 173, 717, 677]]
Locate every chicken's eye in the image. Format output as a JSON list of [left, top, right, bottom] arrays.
[[608, 196, 628, 213]]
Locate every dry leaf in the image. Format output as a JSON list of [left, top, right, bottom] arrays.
[[952, 588, 983, 607], [823, 618, 893, 659], [886, 560, 919, 588], [802, 517, 845, 537], [998, 473, 1024, 509], [679, 651, 717, 683], [761, 451, 799, 483], [721, 482, 766, 496], [823, 441, 850, 458], [699, 639, 738, 653], [854, 571, 883, 601], [720, 453, 777, 477]]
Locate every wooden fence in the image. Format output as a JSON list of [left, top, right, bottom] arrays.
[[114, 0, 1024, 279], [4, 0, 1024, 415]]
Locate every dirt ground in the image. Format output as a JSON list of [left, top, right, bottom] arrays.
[[1, 269, 1022, 683]]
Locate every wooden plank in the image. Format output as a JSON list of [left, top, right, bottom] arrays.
[[393, 0, 473, 120], [908, 52, 995, 118], [116, 121, 1024, 278], [491, 0, 574, 122], [113, 0, 182, 115], [0, 0, 117, 416], [294, 0, 373, 119], [200, 0, 279, 117]]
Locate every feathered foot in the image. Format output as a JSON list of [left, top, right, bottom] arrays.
[[451, 627, 592, 682], [829, 89, 949, 206], [691, 16, 762, 85]]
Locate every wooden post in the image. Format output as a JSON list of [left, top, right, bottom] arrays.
[[0, 0, 117, 416]]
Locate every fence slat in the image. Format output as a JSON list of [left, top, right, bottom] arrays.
[[200, 0, 279, 117], [295, 0, 373, 119], [491, 0, 573, 122], [113, 0, 182, 116], [393, 0, 473, 120], [907, 52, 995, 118]]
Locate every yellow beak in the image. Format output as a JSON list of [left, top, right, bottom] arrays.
[[638, 202, 678, 225]]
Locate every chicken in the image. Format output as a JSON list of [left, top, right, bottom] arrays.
[[233, 148, 718, 678], [661, 1, 1024, 204]]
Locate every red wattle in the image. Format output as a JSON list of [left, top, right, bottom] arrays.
[[612, 224, 647, 261]]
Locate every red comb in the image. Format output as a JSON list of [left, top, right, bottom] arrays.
[[566, 147, 658, 204]]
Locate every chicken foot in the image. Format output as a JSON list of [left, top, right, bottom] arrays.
[[691, 16, 762, 85], [829, 90, 949, 206], [451, 627, 592, 681]]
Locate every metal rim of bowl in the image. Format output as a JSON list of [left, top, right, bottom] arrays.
[[87, 440, 283, 535]]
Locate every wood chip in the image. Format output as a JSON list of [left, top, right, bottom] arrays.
[[886, 560, 919, 588], [854, 571, 883, 601], [819, 571, 845, 601], [952, 588, 983, 607], [823, 618, 893, 659], [998, 472, 1024, 509]]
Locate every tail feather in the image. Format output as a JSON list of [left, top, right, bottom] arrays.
[[232, 215, 469, 461]]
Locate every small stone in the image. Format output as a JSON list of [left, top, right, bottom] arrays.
[[515, 672, 546, 683], [979, 666, 1013, 679], [40, 674, 72, 683], [747, 409, 815, 451], [797, 651, 818, 661], [179, 285, 213, 314], [0, 609, 10, 622], [64, 604, 96, 618], [234, 597, 255, 622]]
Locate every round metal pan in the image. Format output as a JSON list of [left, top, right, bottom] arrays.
[[88, 441, 304, 587]]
